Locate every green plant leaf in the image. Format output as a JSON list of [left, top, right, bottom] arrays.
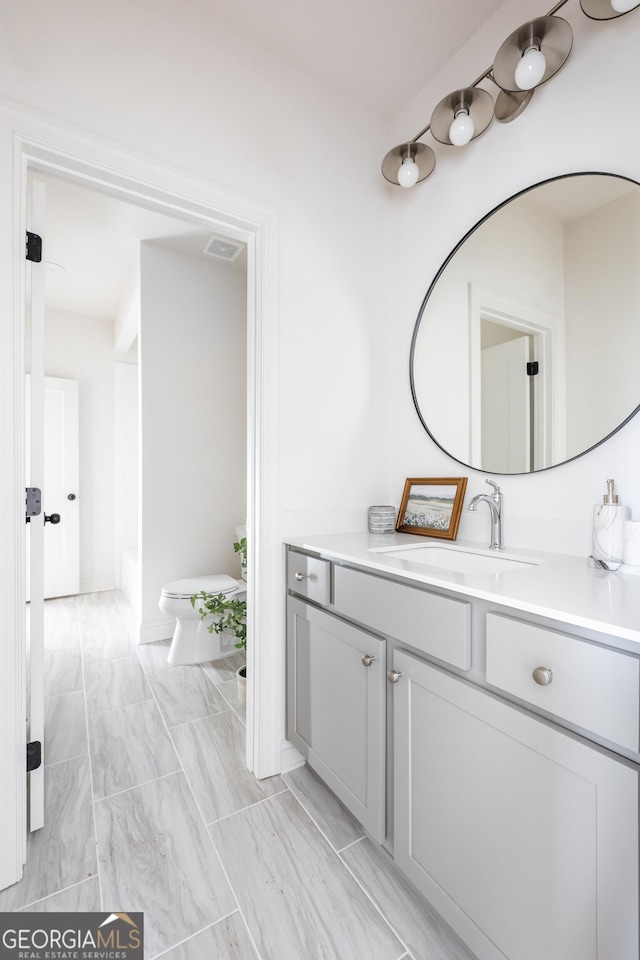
[[190, 588, 247, 646]]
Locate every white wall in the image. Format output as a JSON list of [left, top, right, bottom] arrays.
[[114, 360, 139, 591], [390, 1, 640, 556], [0, 0, 395, 536], [139, 243, 247, 638], [44, 309, 136, 592], [564, 191, 640, 452]]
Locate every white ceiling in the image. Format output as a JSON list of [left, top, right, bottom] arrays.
[[187, 0, 507, 118], [33, 173, 245, 321]]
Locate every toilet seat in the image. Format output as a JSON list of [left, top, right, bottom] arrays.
[[162, 574, 239, 601]]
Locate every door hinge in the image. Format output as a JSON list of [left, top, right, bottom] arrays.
[[526, 361, 539, 376], [26, 487, 42, 524], [27, 740, 42, 772], [26, 231, 42, 263]]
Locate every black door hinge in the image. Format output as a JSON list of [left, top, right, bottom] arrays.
[[27, 740, 42, 772], [526, 361, 539, 376], [26, 232, 42, 263]]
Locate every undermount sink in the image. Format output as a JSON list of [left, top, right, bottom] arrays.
[[371, 544, 541, 575]]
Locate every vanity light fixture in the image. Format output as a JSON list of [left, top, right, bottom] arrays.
[[381, 141, 436, 188], [493, 16, 573, 92], [382, 0, 638, 187], [430, 87, 494, 147]]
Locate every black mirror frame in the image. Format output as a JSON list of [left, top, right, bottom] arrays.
[[409, 170, 640, 475]]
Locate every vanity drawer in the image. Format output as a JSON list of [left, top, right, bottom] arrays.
[[333, 565, 470, 669], [287, 551, 330, 606], [486, 613, 640, 752]]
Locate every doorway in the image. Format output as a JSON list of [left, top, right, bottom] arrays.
[[29, 171, 248, 609], [469, 283, 563, 472], [2, 129, 283, 893], [24, 168, 249, 838]]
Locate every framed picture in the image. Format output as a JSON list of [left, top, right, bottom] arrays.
[[396, 477, 468, 540]]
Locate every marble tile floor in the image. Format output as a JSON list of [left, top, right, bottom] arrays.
[[2, 591, 477, 960]]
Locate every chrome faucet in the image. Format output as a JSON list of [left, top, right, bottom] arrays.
[[468, 479, 503, 551]]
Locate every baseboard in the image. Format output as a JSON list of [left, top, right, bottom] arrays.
[[138, 616, 174, 645], [280, 739, 305, 774], [79, 578, 115, 594]]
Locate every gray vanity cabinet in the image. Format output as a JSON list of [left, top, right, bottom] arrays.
[[393, 648, 640, 960], [286, 596, 386, 842], [285, 542, 640, 960]]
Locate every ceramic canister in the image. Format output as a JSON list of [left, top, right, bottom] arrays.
[[368, 505, 396, 534]]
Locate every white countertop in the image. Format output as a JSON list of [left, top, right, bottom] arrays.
[[284, 531, 640, 647]]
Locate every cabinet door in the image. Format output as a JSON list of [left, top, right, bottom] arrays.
[[393, 650, 639, 960], [287, 597, 385, 841]]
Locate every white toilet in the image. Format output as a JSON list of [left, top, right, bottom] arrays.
[[159, 573, 247, 666], [159, 525, 247, 665]]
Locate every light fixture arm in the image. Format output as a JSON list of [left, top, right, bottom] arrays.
[[548, 0, 572, 13]]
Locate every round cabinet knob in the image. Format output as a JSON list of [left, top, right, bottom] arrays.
[[294, 572, 310, 582], [532, 666, 553, 686], [387, 670, 403, 684], [361, 654, 376, 667]]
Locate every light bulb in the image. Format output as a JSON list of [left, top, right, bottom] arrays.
[[449, 110, 475, 147], [514, 45, 546, 90], [611, 0, 636, 11], [397, 156, 419, 188]]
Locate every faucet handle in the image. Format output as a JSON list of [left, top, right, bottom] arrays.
[[485, 479, 501, 496]]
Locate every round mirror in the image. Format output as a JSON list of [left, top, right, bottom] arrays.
[[410, 172, 640, 474]]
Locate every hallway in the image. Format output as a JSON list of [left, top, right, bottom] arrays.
[[1, 591, 475, 960]]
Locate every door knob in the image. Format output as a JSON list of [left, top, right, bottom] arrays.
[[294, 572, 311, 581], [67, 493, 76, 501], [532, 666, 553, 686], [44, 513, 61, 525], [387, 670, 403, 684], [361, 654, 376, 667]]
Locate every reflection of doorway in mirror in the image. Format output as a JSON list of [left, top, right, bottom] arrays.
[[481, 328, 531, 473], [469, 284, 564, 474]]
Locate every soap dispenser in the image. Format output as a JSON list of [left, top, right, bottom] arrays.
[[592, 479, 630, 567]]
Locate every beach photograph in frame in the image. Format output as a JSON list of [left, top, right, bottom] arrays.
[[396, 477, 468, 540]]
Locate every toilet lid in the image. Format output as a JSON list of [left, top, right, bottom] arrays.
[[162, 574, 240, 600]]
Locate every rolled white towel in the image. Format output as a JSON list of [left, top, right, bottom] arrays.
[[623, 521, 640, 566]]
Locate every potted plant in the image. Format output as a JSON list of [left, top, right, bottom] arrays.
[[234, 534, 248, 581], [190, 536, 248, 704]]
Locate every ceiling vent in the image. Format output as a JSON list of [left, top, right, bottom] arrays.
[[202, 235, 243, 262]]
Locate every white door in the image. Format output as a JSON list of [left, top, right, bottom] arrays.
[[26, 178, 46, 832], [26, 376, 80, 600], [481, 336, 530, 473], [43, 377, 80, 597]]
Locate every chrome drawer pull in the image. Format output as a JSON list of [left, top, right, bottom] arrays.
[[387, 670, 403, 684], [532, 666, 554, 686], [294, 572, 311, 581], [361, 654, 376, 667]]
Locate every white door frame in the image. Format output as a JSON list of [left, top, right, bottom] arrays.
[[469, 283, 565, 471], [0, 103, 283, 888]]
